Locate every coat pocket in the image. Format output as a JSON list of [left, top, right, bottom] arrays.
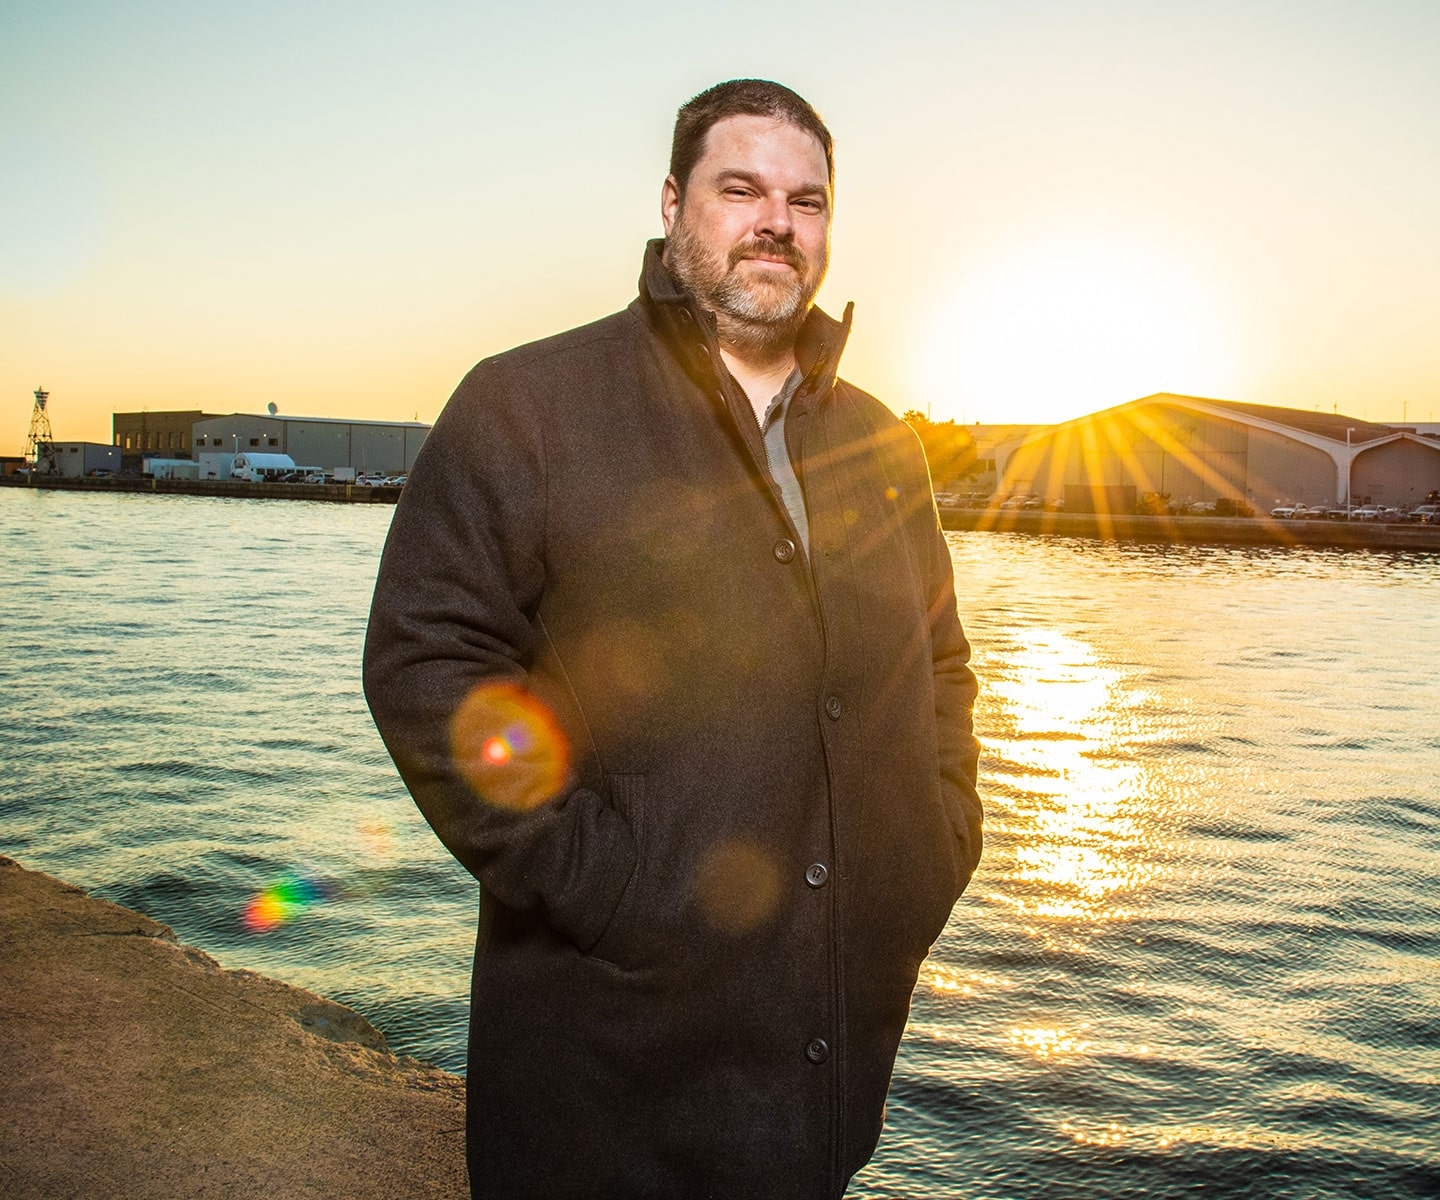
[[585, 772, 649, 969]]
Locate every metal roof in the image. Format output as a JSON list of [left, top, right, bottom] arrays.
[[1184, 396, 1398, 444], [196, 413, 430, 429]]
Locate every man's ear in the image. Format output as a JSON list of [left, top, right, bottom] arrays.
[[660, 175, 681, 235]]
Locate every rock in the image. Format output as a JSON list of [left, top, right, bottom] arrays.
[[0, 856, 468, 1199]]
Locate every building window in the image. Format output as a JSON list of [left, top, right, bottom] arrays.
[[267, 437, 278, 446], [212, 438, 222, 446], [124, 435, 132, 449], [249, 438, 260, 446]]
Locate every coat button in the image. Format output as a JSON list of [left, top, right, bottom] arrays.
[[825, 695, 843, 720], [805, 1037, 830, 1064], [805, 863, 829, 888], [773, 538, 796, 563]]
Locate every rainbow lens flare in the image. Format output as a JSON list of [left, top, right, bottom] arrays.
[[242, 871, 329, 933], [448, 682, 570, 811]]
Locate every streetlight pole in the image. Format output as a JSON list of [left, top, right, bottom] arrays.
[[1345, 428, 1355, 515]]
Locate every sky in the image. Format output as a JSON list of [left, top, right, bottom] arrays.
[[3, 0, 1439, 448]]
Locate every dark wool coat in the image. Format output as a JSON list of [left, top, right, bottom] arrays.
[[363, 241, 982, 1200]]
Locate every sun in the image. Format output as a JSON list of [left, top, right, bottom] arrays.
[[916, 237, 1241, 426]]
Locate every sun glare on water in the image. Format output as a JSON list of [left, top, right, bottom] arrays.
[[918, 237, 1241, 425]]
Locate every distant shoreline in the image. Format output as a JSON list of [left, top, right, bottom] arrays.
[[941, 506, 1440, 550], [0, 472, 402, 504], [8, 474, 1440, 550]]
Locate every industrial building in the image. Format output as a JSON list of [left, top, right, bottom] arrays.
[[49, 442, 122, 477], [997, 393, 1440, 511], [191, 414, 430, 480], [113, 410, 223, 458]]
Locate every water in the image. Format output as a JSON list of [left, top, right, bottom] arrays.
[[2, 489, 1437, 1199]]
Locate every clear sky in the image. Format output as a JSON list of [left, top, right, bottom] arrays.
[[4, 0, 1439, 448]]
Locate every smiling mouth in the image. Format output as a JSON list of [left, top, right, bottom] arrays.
[[729, 239, 804, 273]]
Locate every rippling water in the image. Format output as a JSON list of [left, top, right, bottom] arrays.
[[3, 489, 1437, 1199]]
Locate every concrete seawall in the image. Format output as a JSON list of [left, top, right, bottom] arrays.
[[940, 507, 1440, 551], [0, 856, 467, 1199], [0, 473, 402, 504]]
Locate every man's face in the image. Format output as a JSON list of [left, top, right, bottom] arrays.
[[662, 114, 831, 333]]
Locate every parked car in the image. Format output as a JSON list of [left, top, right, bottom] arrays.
[[1213, 498, 1254, 517], [1351, 505, 1385, 521], [1270, 504, 1300, 518], [1407, 504, 1440, 523]]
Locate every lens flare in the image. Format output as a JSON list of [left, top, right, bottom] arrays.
[[449, 682, 570, 811], [242, 871, 329, 933], [696, 841, 782, 934], [356, 818, 394, 858]]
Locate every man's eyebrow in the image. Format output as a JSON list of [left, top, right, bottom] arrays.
[[716, 168, 830, 198]]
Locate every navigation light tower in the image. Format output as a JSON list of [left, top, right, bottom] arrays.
[[26, 388, 57, 473]]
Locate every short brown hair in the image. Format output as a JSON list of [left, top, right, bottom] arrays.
[[669, 79, 834, 197]]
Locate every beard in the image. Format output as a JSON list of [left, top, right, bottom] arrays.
[[666, 215, 827, 353]]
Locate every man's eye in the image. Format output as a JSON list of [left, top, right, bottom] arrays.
[[794, 200, 823, 213]]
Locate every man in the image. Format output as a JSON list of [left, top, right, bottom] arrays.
[[364, 79, 981, 1200]]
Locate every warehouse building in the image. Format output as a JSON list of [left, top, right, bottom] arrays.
[[113, 410, 223, 459], [997, 393, 1440, 511], [191, 414, 431, 480], [49, 442, 122, 477]]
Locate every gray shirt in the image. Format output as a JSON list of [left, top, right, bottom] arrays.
[[757, 367, 809, 556]]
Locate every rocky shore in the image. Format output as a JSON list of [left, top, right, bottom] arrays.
[[0, 856, 468, 1198]]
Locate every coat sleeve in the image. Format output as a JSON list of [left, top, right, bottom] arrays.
[[362, 359, 637, 950]]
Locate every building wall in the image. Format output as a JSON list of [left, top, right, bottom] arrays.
[[193, 416, 285, 460], [1350, 439, 1440, 506], [1245, 427, 1338, 506], [53, 443, 121, 477], [112, 410, 219, 457], [1001, 403, 1252, 504], [191, 416, 428, 477], [283, 422, 355, 471], [195, 452, 237, 479]]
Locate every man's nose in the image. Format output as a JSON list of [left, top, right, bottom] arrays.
[[755, 194, 793, 241]]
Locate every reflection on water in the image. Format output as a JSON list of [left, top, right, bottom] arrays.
[[858, 534, 1440, 1199], [983, 628, 1160, 929], [3, 497, 1439, 1200]]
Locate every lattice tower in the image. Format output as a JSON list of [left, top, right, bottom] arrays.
[[26, 388, 56, 472]]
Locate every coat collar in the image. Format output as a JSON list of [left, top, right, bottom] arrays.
[[633, 238, 853, 400]]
